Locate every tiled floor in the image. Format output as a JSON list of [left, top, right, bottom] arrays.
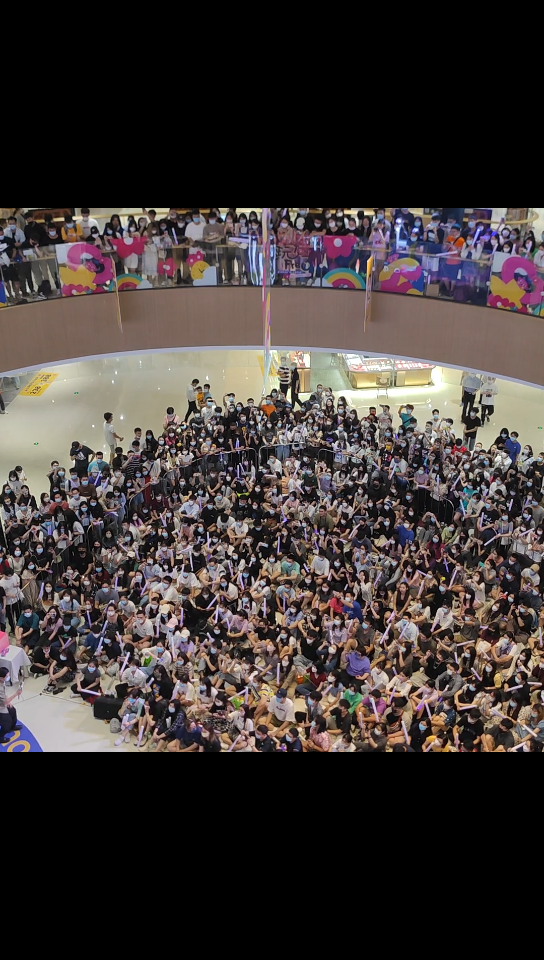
[[1, 349, 544, 751]]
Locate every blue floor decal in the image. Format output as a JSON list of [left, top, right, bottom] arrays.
[[0, 724, 44, 754]]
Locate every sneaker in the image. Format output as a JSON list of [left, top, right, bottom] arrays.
[[52, 687, 63, 695], [36, 293, 47, 301], [70, 693, 81, 700], [115, 736, 129, 747]]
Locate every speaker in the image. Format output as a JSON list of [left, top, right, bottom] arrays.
[[93, 696, 123, 722]]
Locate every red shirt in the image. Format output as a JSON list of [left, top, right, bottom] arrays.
[[309, 668, 327, 688], [329, 596, 344, 615]]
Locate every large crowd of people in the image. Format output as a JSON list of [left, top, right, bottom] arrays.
[[2, 370, 544, 754], [1, 207, 542, 300]]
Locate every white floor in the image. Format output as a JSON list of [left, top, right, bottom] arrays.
[[1, 349, 544, 752], [11, 673, 138, 753], [1, 351, 544, 495]]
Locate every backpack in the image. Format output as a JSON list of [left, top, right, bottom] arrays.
[[38, 279, 52, 298], [110, 719, 121, 735]]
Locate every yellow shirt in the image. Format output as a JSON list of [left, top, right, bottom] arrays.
[[61, 223, 84, 243]]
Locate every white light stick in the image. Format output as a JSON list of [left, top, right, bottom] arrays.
[[425, 741, 435, 752], [402, 721, 410, 745], [370, 697, 379, 722], [228, 734, 243, 753], [449, 569, 458, 589], [472, 668, 482, 681], [119, 653, 130, 678], [425, 702, 433, 721]]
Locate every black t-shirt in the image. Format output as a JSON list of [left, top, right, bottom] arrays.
[[202, 737, 222, 753], [255, 736, 276, 753], [333, 710, 353, 735], [71, 445, 94, 474], [458, 715, 485, 742], [463, 415, 481, 432], [488, 725, 515, 750], [280, 735, 303, 753]]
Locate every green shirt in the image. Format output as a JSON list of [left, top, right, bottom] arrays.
[[344, 689, 363, 714]]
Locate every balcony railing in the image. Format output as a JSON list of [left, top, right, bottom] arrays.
[[1, 235, 543, 318]]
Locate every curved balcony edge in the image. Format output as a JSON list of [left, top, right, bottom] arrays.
[[0, 287, 541, 389]]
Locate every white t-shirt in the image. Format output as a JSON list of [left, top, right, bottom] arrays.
[[268, 696, 295, 723], [104, 422, 115, 447], [185, 222, 205, 243], [80, 217, 100, 238]]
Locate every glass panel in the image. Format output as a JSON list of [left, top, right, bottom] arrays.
[[57, 242, 115, 298]]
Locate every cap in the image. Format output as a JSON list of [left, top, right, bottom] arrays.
[[277, 689, 288, 699]]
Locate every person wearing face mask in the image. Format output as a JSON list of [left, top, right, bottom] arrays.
[[61, 213, 84, 244], [79, 208, 100, 239], [184, 208, 205, 249], [43, 648, 78, 696], [70, 658, 102, 704], [15, 602, 41, 653]]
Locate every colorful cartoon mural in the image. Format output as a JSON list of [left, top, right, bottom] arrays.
[[488, 255, 544, 314], [379, 256, 425, 296], [59, 243, 115, 297]]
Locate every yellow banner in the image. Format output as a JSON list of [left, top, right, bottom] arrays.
[[20, 372, 58, 397]]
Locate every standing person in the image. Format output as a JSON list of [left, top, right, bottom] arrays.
[[0, 667, 23, 744], [462, 407, 482, 452], [461, 372, 481, 420], [185, 379, 200, 421], [479, 375, 498, 424], [290, 361, 303, 409], [79, 208, 100, 239], [103, 413, 124, 463], [278, 356, 291, 397]]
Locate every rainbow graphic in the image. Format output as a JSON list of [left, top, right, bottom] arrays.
[[115, 274, 152, 292], [323, 269, 366, 290]]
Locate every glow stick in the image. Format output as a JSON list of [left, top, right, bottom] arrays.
[[472, 669, 482, 681], [370, 697, 379, 722], [215, 606, 220, 624], [228, 735, 243, 752], [522, 725, 539, 739], [119, 652, 130, 678], [425, 701, 433, 721], [402, 721, 409, 745], [137, 725, 145, 747], [277, 663, 281, 686], [449, 569, 458, 589], [206, 596, 219, 611], [263, 600, 267, 617], [80, 687, 101, 697]]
